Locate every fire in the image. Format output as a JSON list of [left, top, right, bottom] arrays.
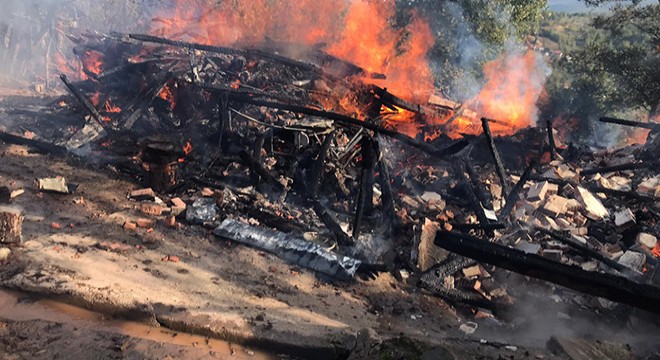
[[159, 83, 177, 110], [150, 0, 435, 103], [150, 1, 547, 140], [81, 50, 104, 77], [183, 141, 193, 155], [104, 100, 121, 113]]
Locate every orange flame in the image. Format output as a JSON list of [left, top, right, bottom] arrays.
[[183, 141, 193, 155], [159, 84, 177, 110], [653, 243, 660, 258], [81, 50, 104, 77], [104, 100, 121, 113]]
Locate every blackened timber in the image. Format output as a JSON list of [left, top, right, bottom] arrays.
[[532, 225, 631, 275], [308, 131, 335, 199], [377, 157, 396, 236], [500, 158, 538, 219], [129, 33, 323, 75], [129, 33, 244, 56], [581, 160, 660, 176], [453, 222, 506, 231], [219, 94, 469, 159], [546, 119, 556, 160], [599, 117, 660, 132], [434, 231, 660, 314], [353, 137, 377, 239], [217, 93, 229, 156], [311, 200, 353, 246], [454, 161, 493, 237], [59, 74, 105, 127], [239, 151, 284, 191], [371, 85, 422, 114], [464, 162, 493, 209], [481, 117, 510, 196], [0, 131, 68, 157]]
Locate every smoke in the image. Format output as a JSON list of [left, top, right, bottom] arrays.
[[0, 0, 152, 87]]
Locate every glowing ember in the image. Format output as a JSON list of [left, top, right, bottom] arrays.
[[104, 100, 121, 113], [159, 84, 177, 110], [81, 50, 104, 77], [183, 141, 193, 155]]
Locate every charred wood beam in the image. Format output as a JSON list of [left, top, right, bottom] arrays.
[[531, 225, 631, 275], [217, 93, 229, 156], [452, 222, 506, 231], [546, 119, 556, 160], [454, 161, 494, 237], [599, 117, 660, 132], [218, 94, 469, 159], [59, 74, 106, 127], [238, 150, 284, 191], [371, 85, 422, 114], [308, 131, 335, 199], [0, 131, 68, 157], [311, 200, 353, 246], [353, 136, 377, 239], [129, 33, 243, 55], [434, 231, 660, 314], [500, 158, 538, 219], [464, 162, 493, 209], [581, 160, 660, 176], [377, 157, 396, 236], [481, 118, 510, 196], [129, 33, 323, 75]]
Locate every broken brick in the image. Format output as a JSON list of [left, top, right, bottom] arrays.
[[140, 202, 163, 216], [129, 188, 156, 201], [123, 221, 137, 231], [136, 218, 155, 228]]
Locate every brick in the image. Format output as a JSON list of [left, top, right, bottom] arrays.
[[123, 221, 137, 231], [527, 181, 551, 202], [201, 187, 214, 197], [542, 195, 569, 217], [136, 218, 155, 228], [170, 197, 187, 216], [140, 202, 163, 216], [129, 188, 156, 201]]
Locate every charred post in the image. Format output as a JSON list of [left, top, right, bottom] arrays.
[[353, 136, 377, 239], [481, 117, 510, 196]]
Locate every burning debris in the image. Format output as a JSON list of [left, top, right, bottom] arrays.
[[0, 0, 659, 357]]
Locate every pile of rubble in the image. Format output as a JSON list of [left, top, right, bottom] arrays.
[[0, 31, 658, 327]]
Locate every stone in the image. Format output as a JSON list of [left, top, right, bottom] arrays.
[[637, 233, 657, 249], [575, 187, 609, 220]]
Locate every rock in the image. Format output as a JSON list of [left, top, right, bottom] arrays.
[[0, 247, 10, 262], [575, 187, 608, 220], [637, 233, 657, 249]]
